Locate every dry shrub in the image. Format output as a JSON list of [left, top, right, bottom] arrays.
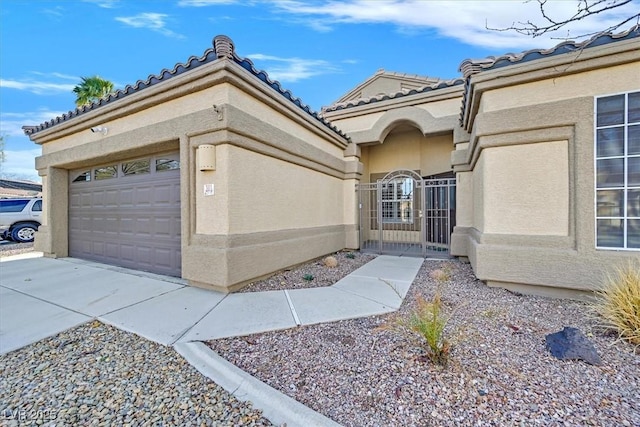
[[384, 292, 452, 366], [323, 256, 338, 268], [591, 260, 640, 345], [429, 268, 450, 283]]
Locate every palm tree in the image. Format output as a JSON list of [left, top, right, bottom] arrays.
[[73, 76, 114, 107]]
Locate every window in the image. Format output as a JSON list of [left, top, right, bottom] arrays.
[[72, 171, 91, 182], [94, 165, 118, 180], [0, 199, 29, 213], [32, 200, 42, 212], [156, 158, 179, 172], [122, 159, 150, 176], [381, 177, 414, 223], [595, 91, 640, 249]]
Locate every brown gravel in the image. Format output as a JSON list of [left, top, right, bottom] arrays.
[[0, 322, 272, 426], [239, 251, 377, 292], [209, 259, 640, 427], [0, 241, 35, 258]]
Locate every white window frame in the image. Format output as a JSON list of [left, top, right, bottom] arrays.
[[381, 177, 414, 224], [594, 90, 640, 251]]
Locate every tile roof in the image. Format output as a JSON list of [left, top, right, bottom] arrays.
[[23, 35, 346, 139], [458, 24, 640, 128], [459, 24, 640, 79], [322, 78, 465, 113]]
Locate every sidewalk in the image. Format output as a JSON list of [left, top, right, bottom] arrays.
[[0, 254, 423, 354], [1, 253, 423, 426]]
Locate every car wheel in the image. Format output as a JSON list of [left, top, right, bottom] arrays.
[[11, 224, 38, 243]]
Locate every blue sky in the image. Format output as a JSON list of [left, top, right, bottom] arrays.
[[1, 0, 637, 181]]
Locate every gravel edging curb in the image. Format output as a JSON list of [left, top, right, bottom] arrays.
[[174, 341, 341, 427]]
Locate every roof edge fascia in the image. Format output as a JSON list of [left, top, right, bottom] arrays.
[[462, 37, 640, 131]]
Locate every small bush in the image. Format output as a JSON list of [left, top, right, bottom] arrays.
[[386, 292, 452, 366], [345, 252, 356, 259], [592, 260, 640, 345], [302, 274, 314, 282], [323, 256, 338, 268], [429, 268, 450, 283]]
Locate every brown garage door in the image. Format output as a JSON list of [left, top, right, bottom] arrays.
[[69, 153, 181, 277]]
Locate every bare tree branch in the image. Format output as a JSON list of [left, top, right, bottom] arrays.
[[487, 0, 639, 40]]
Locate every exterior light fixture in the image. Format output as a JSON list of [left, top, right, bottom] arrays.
[[90, 126, 108, 135]]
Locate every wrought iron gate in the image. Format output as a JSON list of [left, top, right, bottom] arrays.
[[357, 170, 456, 258]]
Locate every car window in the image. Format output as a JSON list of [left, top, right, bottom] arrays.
[[32, 200, 42, 212], [0, 200, 30, 213]]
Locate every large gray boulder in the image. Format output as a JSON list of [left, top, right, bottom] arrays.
[[545, 326, 602, 366]]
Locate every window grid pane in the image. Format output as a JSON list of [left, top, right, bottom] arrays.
[[595, 91, 640, 250]]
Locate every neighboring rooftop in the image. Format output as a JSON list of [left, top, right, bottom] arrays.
[[22, 35, 346, 139], [322, 77, 465, 113], [0, 179, 42, 198]]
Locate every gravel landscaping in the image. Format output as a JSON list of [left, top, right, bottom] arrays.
[[209, 259, 640, 427], [239, 251, 377, 292], [0, 322, 272, 426], [0, 241, 35, 258]]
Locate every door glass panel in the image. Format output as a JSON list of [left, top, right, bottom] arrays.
[[72, 171, 91, 182], [628, 189, 640, 218], [94, 165, 118, 180], [156, 158, 180, 172], [122, 159, 150, 176]]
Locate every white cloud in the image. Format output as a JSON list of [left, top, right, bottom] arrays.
[[247, 53, 340, 82], [0, 110, 66, 137], [82, 0, 120, 8], [269, 0, 639, 49], [0, 148, 42, 182], [115, 13, 185, 39], [0, 75, 75, 95]]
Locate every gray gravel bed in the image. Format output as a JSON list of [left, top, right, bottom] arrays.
[[209, 260, 640, 427], [239, 251, 377, 292], [0, 322, 272, 426], [0, 241, 34, 258]]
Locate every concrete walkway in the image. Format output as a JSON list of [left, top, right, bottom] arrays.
[[0, 252, 423, 426], [0, 253, 423, 355]]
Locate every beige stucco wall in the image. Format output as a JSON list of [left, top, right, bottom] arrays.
[[225, 145, 344, 234], [30, 58, 356, 293], [480, 62, 640, 113], [451, 40, 639, 296], [481, 141, 569, 235], [364, 129, 452, 180]]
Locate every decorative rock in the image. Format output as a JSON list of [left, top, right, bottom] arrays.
[[545, 327, 602, 365]]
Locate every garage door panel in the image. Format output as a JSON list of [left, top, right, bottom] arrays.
[[69, 155, 181, 277]]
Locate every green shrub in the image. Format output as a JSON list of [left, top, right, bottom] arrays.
[[386, 292, 452, 366], [345, 252, 356, 259], [592, 260, 640, 345], [302, 274, 314, 282]]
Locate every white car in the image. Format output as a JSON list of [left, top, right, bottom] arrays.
[[0, 198, 42, 243]]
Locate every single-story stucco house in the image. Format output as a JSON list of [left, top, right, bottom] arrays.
[[23, 26, 639, 297]]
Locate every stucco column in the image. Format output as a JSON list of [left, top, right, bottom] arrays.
[[34, 166, 69, 257]]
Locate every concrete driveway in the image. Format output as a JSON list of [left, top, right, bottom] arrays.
[[0, 255, 225, 354]]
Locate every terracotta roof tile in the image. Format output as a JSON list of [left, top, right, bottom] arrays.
[[459, 24, 640, 78]]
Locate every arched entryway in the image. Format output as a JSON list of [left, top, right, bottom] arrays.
[[357, 169, 455, 257]]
